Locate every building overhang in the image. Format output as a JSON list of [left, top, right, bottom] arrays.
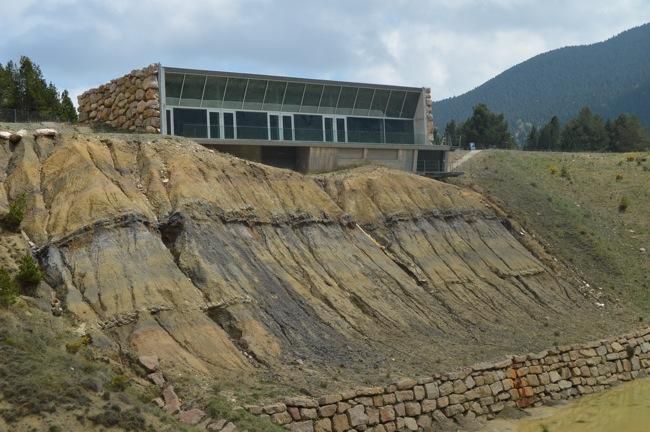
[[194, 138, 449, 151]]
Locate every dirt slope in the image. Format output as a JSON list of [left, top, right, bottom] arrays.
[[0, 128, 623, 394]]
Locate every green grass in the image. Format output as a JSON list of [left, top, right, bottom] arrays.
[[452, 150, 650, 312]]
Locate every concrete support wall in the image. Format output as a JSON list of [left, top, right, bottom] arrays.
[[248, 327, 650, 432], [77, 64, 161, 133]]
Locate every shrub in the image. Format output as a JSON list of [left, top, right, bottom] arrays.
[[548, 165, 558, 175], [107, 375, 130, 392], [0, 268, 19, 307], [626, 155, 635, 162], [618, 196, 629, 213], [15, 255, 43, 295], [207, 397, 284, 432], [615, 174, 623, 181], [1, 194, 27, 232], [560, 165, 570, 179]]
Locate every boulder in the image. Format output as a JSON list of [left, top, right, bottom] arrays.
[[138, 355, 159, 372], [163, 385, 181, 414], [179, 408, 206, 425]]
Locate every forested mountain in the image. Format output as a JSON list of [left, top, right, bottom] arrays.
[[432, 23, 650, 136]]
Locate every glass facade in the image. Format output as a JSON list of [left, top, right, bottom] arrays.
[[164, 70, 424, 144]]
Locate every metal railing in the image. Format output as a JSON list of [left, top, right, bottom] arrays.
[[172, 123, 428, 145], [416, 160, 446, 173]]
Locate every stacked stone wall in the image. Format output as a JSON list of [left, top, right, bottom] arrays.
[[424, 88, 434, 144], [248, 327, 650, 432], [77, 64, 160, 133]]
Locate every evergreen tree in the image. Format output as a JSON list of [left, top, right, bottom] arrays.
[[607, 113, 650, 152], [538, 116, 561, 151], [0, 55, 75, 122], [59, 90, 78, 122], [461, 103, 515, 149], [561, 107, 609, 151], [444, 120, 460, 146], [525, 125, 540, 150]]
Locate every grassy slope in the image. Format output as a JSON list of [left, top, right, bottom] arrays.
[[451, 150, 650, 317]]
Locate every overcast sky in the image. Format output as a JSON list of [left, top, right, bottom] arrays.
[[1, 0, 649, 104]]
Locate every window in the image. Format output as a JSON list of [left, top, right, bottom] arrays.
[[236, 111, 268, 139], [179, 74, 205, 107], [319, 86, 341, 114], [282, 115, 293, 141], [301, 84, 323, 113], [209, 112, 220, 138], [324, 117, 334, 142], [347, 117, 383, 143], [385, 91, 405, 117], [165, 110, 171, 135], [224, 112, 234, 139], [282, 83, 305, 112], [369, 89, 390, 116], [203, 76, 227, 108], [385, 119, 414, 144], [173, 108, 207, 138], [336, 118, 346, 142], [269, 115, 280, 140], [243, 79, 267, 110], [263, 81, 287, 111], [353, 88, 374, 115], [223, 78, 247, 109], [336, 87, 357, 115], [401, 92, 421, 118], [165, 73, 184, 105], [294, 114, 323, 141]]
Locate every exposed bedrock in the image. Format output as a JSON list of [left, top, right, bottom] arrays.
[[0, 129, 616, 384]]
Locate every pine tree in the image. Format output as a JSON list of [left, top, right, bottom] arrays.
[[461, 103, 515, 149], [59, 90, 78, 122], [561, 107, 609, 151], [607, 113, 650, 152], [526, 125, 540, 150]]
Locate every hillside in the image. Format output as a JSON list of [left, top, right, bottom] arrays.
[[432, 23, 650, 133], [450, 150, 650, 315], [0, 125, 638, 430]]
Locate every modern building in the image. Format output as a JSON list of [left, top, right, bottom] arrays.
[[78, 64, 449, 174]]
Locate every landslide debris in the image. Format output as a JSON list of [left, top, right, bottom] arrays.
[[0, 125, 622, 398]]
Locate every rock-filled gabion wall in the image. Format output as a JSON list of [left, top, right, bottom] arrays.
[[248, 327, 650, 432], [77, 64, 161, 133], [425, 88, 434, 144]]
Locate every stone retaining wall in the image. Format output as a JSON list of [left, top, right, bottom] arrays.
[[248, 327, 650, 432], [77, 64, 161, 133]]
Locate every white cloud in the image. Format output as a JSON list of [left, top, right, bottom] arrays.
[[0, 0, 648, 102]]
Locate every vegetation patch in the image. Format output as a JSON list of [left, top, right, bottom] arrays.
[[15, 254, 43, 295], [207, 396, 284, 432], [0, 268, 18, 307], [1, 194, 26, 232]]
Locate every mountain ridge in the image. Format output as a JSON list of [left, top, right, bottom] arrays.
[[432, 23, 650, 135]]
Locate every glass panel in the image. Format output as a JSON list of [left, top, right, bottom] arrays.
[[347, 117, 383, 143], [179, 74, 205, 107], [324, 117, 334, 142], [385, 91, 406, 117], [165, 73, 184, 98], [282, 115, 293, 141], [353, 88, 374, 115], [385, 119, 414, 144], [319, 86, 341, 114], [243, 79, 267, 110], [223, 78, 248, 109], [209, 112, 220, 139], [401, 92, 421, 118], [294, 114, 323, 141], [224, 112, 234, 139], [165, 73, 184, 105], [263, 81, 287, 111], [269, 115, 280, 140], [336, 87, 357, 115], [236, 111, 268, 140], [282, 83, 305, 112], [336, 118, 345, 142], [203, 76, 227, 108], [300, 84, 323, 113], [173, 108, 207, 138], [369, 89, 390, 116], [165, 110, 171, 135]]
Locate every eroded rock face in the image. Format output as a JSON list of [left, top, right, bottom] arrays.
[[0, 130, 606, 385]]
